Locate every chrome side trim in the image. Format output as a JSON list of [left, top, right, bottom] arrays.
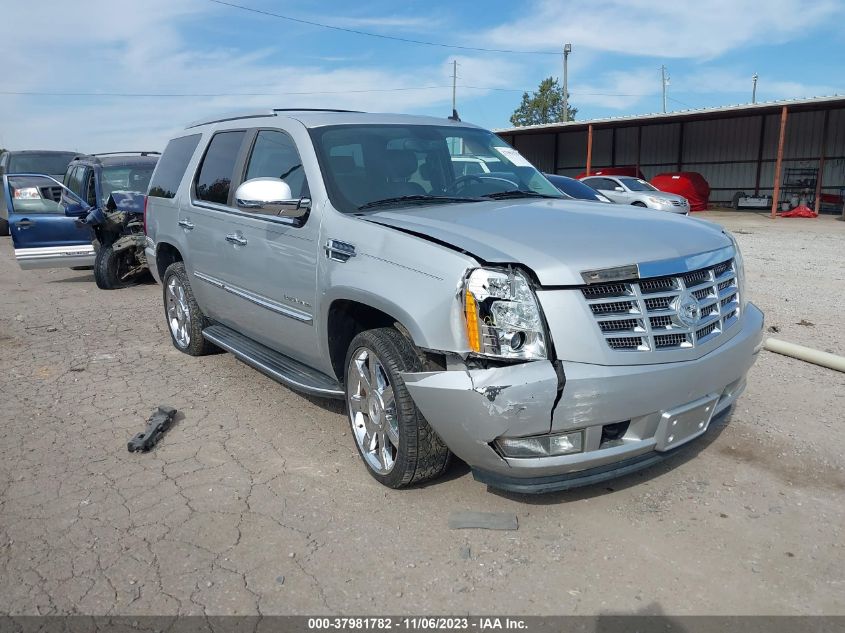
[[191, 201, 304, 227], [193, 270, 312, 324], [15, 244, 95, 260]]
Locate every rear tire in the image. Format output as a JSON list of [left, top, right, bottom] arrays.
[[0, 218, 9, 236], [162, 261, 217, 356], [93, 245, 132, 290], [344, 327, 451, 488]]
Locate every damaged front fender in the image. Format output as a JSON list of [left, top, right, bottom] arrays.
[[402, 360, 559, 473]]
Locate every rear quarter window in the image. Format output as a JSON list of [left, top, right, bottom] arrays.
[[194, 130, 247, 205], [148, 134, 202, 199]]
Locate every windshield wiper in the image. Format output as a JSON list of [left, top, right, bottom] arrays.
[[357, 195, 480, 211], [481, 190, 560, 200]]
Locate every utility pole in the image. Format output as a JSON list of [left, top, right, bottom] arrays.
[[661, 65, 669, 113], [562, 43, 572, 122], [752, 73, 758, 104], [451, 59, 457, 114]]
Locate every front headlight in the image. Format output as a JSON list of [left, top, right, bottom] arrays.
[[463, 267, 547, 360], [13, 186, 41, 199], [728, 233, 748, 309], [647, 196, 669, 206]]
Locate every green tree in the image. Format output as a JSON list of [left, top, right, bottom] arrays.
[[509, 77, 576, 127]]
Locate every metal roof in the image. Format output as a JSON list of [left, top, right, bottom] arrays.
[[496, 94, 845, 135]]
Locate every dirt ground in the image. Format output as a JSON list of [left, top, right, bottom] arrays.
[[1, 211, 843, 616]]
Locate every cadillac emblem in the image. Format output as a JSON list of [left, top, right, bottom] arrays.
[[677, 291, 702, 327]]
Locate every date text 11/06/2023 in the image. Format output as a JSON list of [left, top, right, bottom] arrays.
[[307, 617, 528, 630]]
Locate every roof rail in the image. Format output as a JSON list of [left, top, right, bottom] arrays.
[[92, 151, 161, 157], [271, 108, 361, 113], [186, 110, 278, 129], [186, 108, 363, 129]]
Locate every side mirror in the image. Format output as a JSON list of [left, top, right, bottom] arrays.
[[614, 186, 624, 192], [235, 178, 310, 223]]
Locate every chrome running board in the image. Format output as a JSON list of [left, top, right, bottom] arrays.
[[202, 324, 343, 399]]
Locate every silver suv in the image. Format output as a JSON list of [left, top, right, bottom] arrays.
[[144, 109, 764, 493], [581, 175, 690, 213]]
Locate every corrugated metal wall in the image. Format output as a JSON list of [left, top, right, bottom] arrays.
[[501, 106, 845, 206]]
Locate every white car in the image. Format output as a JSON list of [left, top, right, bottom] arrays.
[[581, 175, 689, 214]]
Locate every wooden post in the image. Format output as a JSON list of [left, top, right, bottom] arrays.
[[611, 127, 617, 167], [771, 106, 788, 218], [814, 110, 830, 214], [636, 126, 642, 175], [586, 124, 593, 175]]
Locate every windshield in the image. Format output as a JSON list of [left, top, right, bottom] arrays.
[[546, 174, 609, 202], [101, 165, 155, 204], [619, 177, 657, 192], [310, 124, 562, 212], [8, 152, 77, 175]]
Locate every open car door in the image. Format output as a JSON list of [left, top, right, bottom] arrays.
[[2, 174, 95, 269]]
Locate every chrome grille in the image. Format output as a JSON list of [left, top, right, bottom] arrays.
[[40, 185, 62, 202], [581, 258, 741, 352]]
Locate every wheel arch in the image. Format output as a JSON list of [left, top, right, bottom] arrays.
[[155, 241, 183, 280], [325, 294, 424, 383]]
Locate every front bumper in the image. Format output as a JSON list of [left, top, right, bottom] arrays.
[[403, 302, 764, 493]]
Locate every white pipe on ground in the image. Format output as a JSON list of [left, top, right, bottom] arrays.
[[764, 338, 845, 373]]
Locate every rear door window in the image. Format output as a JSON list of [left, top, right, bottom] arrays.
[[148, 134, 202, 199], [194, 131, 247, 206], [65, 167, 84, 196]]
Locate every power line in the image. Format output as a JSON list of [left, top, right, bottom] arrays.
[[667, 95, 694, 109], [0, 86, 455, 98], [208, 0, 560, 55], [0, 85, 658, 99]]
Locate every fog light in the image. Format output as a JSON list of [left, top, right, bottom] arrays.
[[496, 431, 584, 458]]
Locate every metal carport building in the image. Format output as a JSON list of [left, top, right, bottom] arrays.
[[496, 95, 845, 214]]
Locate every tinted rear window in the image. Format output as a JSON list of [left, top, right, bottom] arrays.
[[194, 131, 246, 205], [9, 152, 76, 175], [148, 134, 201, 198]]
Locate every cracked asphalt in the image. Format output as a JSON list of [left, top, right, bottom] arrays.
[[1, 211, 844, 616]]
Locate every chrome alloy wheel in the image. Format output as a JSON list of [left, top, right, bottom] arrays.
[[347, 348, 399, 475], [166, 276, 191, 349]]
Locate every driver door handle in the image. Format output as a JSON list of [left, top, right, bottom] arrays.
[[178, 219, 194, 230], [225, 233, 247, 246], [16, 219, 34, 229]]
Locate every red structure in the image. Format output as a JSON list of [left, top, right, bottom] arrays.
[[651, 172, 711, 212]]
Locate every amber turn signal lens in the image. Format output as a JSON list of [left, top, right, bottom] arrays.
[[464, 289, 481, 352]]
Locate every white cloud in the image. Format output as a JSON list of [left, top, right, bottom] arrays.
[[0, 1, 519, 151], [482, 0, 842, 59]]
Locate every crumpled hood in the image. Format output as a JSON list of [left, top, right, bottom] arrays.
[[367, 198, 731, 286]]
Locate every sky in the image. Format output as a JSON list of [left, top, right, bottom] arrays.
[[1, 0, 843, 152]]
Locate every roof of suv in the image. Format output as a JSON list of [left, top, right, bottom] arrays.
[[186, 109, 480, 131], [2, 149, 78, 156]]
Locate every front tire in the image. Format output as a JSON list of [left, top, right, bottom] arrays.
[[162, 261, 216, 356], [344, 328, 451, 488], [632, 201, 647, 207], [94, 244, 132, 289]]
